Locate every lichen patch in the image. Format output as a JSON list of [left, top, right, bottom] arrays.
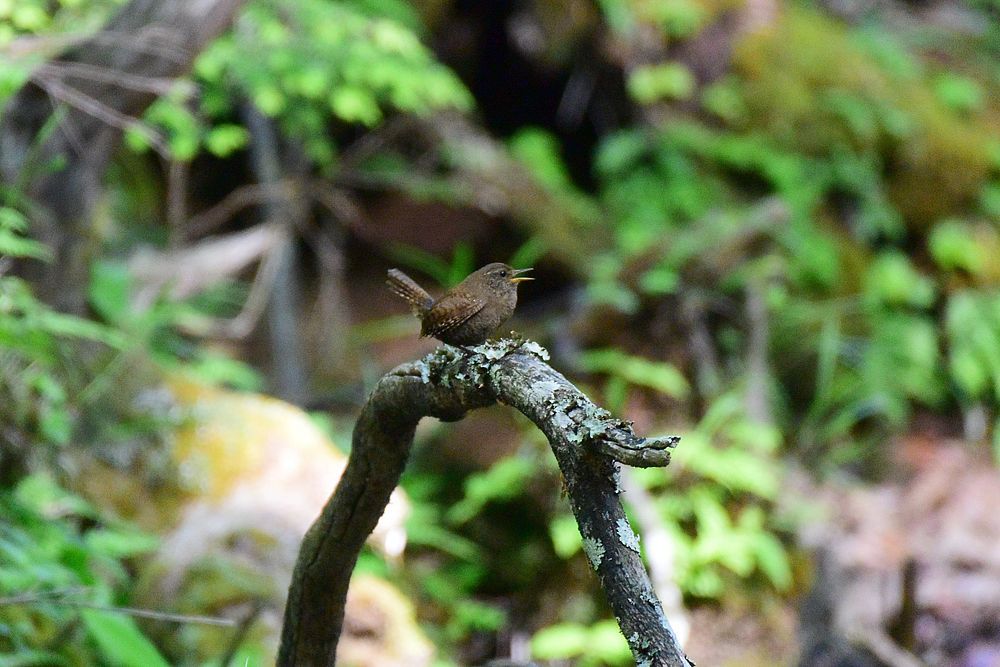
[[616, 518, 641, 553]]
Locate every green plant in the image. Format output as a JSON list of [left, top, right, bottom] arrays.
[[578, 348, 689, 412], [126, 0, 473, 167], [388, 241, 476, 288], [945, 290, 1000, 405], [0, 474, 165, 666], [0, 207, 125, 463], [549, 392, 791, 599], [531, 619, 632, 666], [87, 259, 263, 390], [654, 393, 791, 597]]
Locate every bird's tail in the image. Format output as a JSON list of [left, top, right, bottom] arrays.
[[386, 269, 434, 315]]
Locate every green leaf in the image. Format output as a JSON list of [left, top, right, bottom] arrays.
[[585, 279, 640, 313], [688, 568, 725, 597], [123, 126, 153, 154], [204, 124, 250, 157], [447, 456, 535, 525], [579, 348, 690, 398], [979, 182, 1000, 218], [405, 513, 481, 561], [12, 3, 49, 30], [589, 619, 632, 664], [252, 84, 285, 116], [38, 403, 72, 445], [933, 72, 983, 113], [549, 514, 582, 558], [595, 130, 649, 177], [0, 649, 71, 666], [531, 623, 590, 659], [88, 261, 132, 324], [509, 128, 572, 191], [0, 207, 50, 261], [15, 474, 93, 518], [753, 532, 792, 590], [993, 416, 1000, 467], [628, 63, 695, 104], [451, 599, 506, 633], [35, 310, 126, 348], [951, 347, 989, 397], [701, 77, 746, 122], [81, 610, 170, 667], [370, 18, 422, 55], [945, 291, 1000, 400], [85, 529, 159, 559], [596, 0, 636, 33], [929, 219, 983, 274], [863, 252, 935, 309], [329, 86, 382, 126], [639, 265, 680, 295], [185, 351, 264, 391], [0, 205, 28, 231], [0, 228, 51, 260]]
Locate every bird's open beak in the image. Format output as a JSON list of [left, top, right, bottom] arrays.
[[510, 267, 534, 283]]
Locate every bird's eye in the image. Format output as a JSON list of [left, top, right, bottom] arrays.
[[499, 270, 507, 277]]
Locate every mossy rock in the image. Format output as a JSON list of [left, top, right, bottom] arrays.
[[731, 6, 999, 229]]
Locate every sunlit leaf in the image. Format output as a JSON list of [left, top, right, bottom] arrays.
[[531, 623, 590, 659], [628, 63, 695, 104], [549, 514, 582, 558], [204, 124, 250, 157], [579, 348, 690, 399], [81, 610, 170, 667]]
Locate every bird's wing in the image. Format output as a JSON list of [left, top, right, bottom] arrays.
[[421, 292, 485, 338]]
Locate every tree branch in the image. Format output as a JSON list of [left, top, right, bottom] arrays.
[[278, 338, 692, 667]]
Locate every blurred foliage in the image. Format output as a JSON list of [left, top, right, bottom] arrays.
[[578, 348, 690, 411], [401, 453, 531, 651], [0, 206, 124, 464], [0, 474, 164, 666], [546, 391, 790, 598], [530, 619, 632, 666], [126, 0, 472, 167], [662, 395, 792, 596], [86, 260, 263, 390], [0, 0, 121, 105], [0, 206, 257, 664], [3, 0, 1000, 662]]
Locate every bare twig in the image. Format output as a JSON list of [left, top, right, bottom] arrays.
[[35, 61, 183, 96], [186, 181, 301, 239], [166, 159, 189, 247], [193, 228, 287, 339], [128, 222, 284, 304], [744, 280, 772, 425], [242, 103, 307, 403], [0, 588, 236, 627], [128, 221, 288, 338], [32, 75, 167, 155], [3, 29, 191, 61]]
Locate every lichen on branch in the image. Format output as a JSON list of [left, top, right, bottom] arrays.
[[279, 337, 692, 667]]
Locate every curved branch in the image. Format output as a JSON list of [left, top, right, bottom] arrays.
[[278, 339, 692, 667]]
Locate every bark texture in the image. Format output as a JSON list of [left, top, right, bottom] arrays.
[[278, 339, 692, 667]]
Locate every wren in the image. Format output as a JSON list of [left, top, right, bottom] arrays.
[[386, 263, 533, 346]]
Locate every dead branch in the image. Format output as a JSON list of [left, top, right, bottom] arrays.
[[278, 339, 691, 667]]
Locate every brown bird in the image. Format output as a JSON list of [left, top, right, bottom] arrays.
[[386, 263, 533, 346]]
